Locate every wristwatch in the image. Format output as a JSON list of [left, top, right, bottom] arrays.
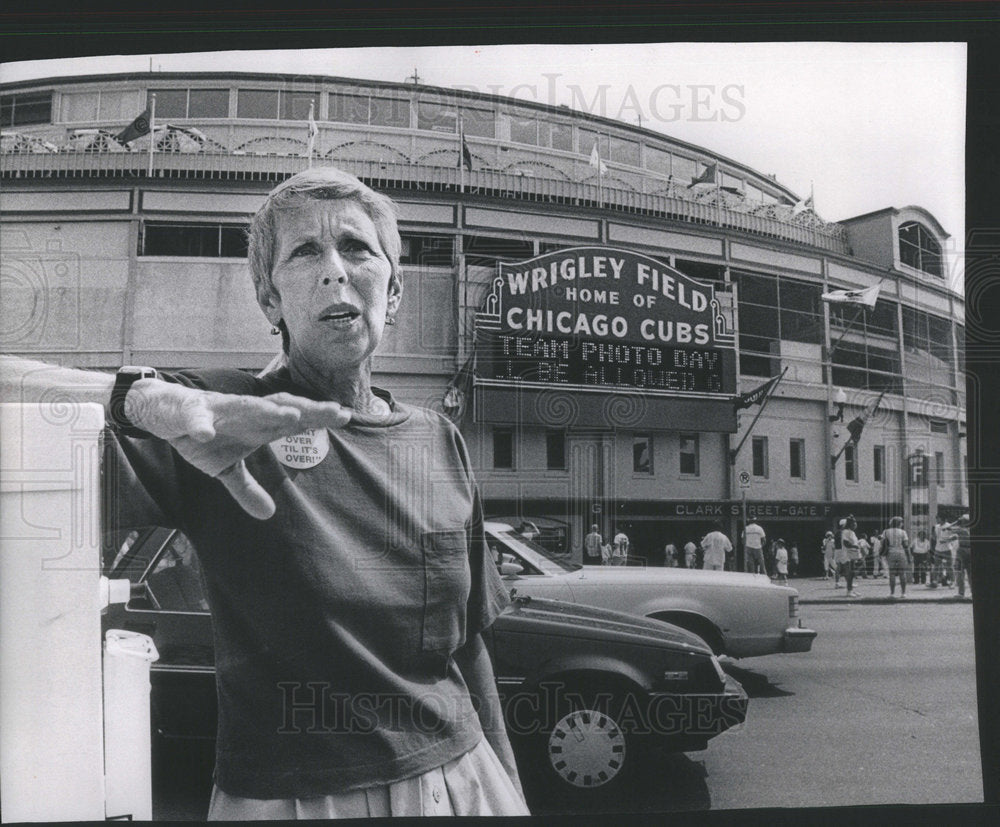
[[109, 366, 159, 437]]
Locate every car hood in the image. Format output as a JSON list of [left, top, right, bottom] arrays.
[[499, 594, 713, 654], [564, 567, 784, 591]]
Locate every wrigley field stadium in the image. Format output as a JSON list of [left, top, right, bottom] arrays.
[[0, 72, 967, 571]]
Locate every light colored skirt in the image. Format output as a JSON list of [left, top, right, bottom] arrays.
[[207, 737, 530, 819]]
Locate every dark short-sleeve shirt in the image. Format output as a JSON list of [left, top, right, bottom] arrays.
[[103, 367, 509, 798]]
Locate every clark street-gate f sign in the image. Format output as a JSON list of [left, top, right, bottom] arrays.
[[473, 246, 738, 432]]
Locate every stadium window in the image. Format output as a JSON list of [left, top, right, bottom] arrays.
[[679, 433, 699, 476], [873, 445, 885, 483], [644, 144, 672, 175], [844, 444, 858, 482], [1, 91, 53, 127], [493, 428, 514, 470], [510, 115, 539, 146], [929, 419, 948, 434], [898, 221, 943, 278], [142, 223, 248, 258], [463, 235, 533, 268], [546, 430, 566, 470], [578, 128, 609, 158], [417, 99, 457, 133], [545, 121, 573, 151], [237, 89, 280, 119], [935, 451, 945, 486], [675, 259, 725, 285], [461, 106, 495, 138], [671, 155, 697, 183], [752, 436, 769, 478], [369, 95, 410, 128], [329, 93, 370, 124], [633, 435, 653, 474], [609, 135, 640, 166], [279, 91, 316, 121], [399, 234, 454, 266], [789, 439, 805, 479], [149, 88, 228, 119]]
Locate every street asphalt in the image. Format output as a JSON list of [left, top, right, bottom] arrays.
[[787, 573, 973, 604]]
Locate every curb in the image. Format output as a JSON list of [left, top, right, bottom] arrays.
[[800, 596, 972, 605]]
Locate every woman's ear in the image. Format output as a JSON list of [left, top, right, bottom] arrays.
[[386, 273, 403, 317], [258, 284, 283, 326]]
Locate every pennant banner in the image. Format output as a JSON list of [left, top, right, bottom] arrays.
[[115, 107, 151, 144], [821, 283, 881, 309], [734, 373, 781, 411]]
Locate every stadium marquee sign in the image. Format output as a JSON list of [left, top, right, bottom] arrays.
[[474, 246, 737, 399]]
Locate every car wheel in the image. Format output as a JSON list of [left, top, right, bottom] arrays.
[[527, 680, 648, 801]]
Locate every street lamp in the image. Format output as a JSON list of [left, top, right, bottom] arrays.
[[829, 387, 847, 422]]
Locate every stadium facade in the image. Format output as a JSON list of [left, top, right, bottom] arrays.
[[0, 72, 966, 568]]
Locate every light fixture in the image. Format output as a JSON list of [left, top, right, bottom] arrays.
[[829, 388, 847, 422]]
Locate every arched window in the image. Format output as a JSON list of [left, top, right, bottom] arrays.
[[898, 221, 942, 277]]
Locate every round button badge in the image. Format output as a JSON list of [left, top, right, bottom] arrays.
[[269, 428, 330, 469]]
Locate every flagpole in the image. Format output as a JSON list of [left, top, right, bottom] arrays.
[[147, 93, 156, 178], [729, 366, 789, 464], [459, 115, 465, 194], [307, 98, 315, 168]]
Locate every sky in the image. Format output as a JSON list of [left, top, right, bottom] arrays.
[[1, 42, 966, 291]]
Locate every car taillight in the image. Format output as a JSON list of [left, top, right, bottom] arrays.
[[788, 594, 800, 618]]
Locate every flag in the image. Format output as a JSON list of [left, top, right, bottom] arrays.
[[459, 131, 473, 171], [589, 142, 607, 175], [688, 162, 717, 188], [734, 373, 782, 411], [846, 389, 886, 445], [115, 107, 151, 144], [443, 353, 475, 422], [306, 100, 318, 161], [821, 283, 881, 309], [792, 194, 814, 216]]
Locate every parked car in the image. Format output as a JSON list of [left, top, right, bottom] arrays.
[[484, 521, 817, 658], [0, 130, 59, 153], [103, 527, 748, 796], [489, 515, 569, 556]]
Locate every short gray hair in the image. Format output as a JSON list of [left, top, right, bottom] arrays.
[[248, 166, 402, 320]]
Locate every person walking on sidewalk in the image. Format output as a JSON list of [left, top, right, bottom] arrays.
[[700, 523, 732, 572], [857, 533, 871, 579], [774, 539, 789, 584], [683, 539, 697, 569], [822, 531, 836, 580], [931, 511, 955, 587], [952, 514, 972, 599], [870, 531, 886, 578], [742, 519, 767, 575], [912, 529, 931, 585], [838, 517, 862, 597], [882, 516, 911, 599]]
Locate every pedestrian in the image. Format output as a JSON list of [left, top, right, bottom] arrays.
[[951, 514, 972, 599], [931, 511, 955, 587], [911, 529, 931, 584], [822, 531, 836, 579], [764, 539, 777, 578], [881, 516, 911, 598], [870, 531, 886, 578], [789, 542, 799, 578], [583, 524, 603, 566], [683, 539, 697, 569], [837, 516, 861, 597], [857, 533, 871, 579], [700, 522, 733, 572], [742, 519, 767, 575], [601, 538, 613, 566], [664, 542, 678, 568], [611, 527, 630, 566], [774, 539, 788, 583]]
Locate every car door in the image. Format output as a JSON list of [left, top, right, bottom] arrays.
[[105, 528, 216, 739]]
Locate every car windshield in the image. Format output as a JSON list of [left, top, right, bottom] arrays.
[[488, 527, 581, 573]]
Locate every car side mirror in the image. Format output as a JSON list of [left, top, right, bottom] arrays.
[[500, 561, 524, 576]]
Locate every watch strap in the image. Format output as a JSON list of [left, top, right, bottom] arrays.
[[110, 366, 158, 437]]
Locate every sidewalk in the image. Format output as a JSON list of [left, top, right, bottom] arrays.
[[787, 574, 973, 605]]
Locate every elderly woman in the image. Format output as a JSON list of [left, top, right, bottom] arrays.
[[1, 167, 527, 819]]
